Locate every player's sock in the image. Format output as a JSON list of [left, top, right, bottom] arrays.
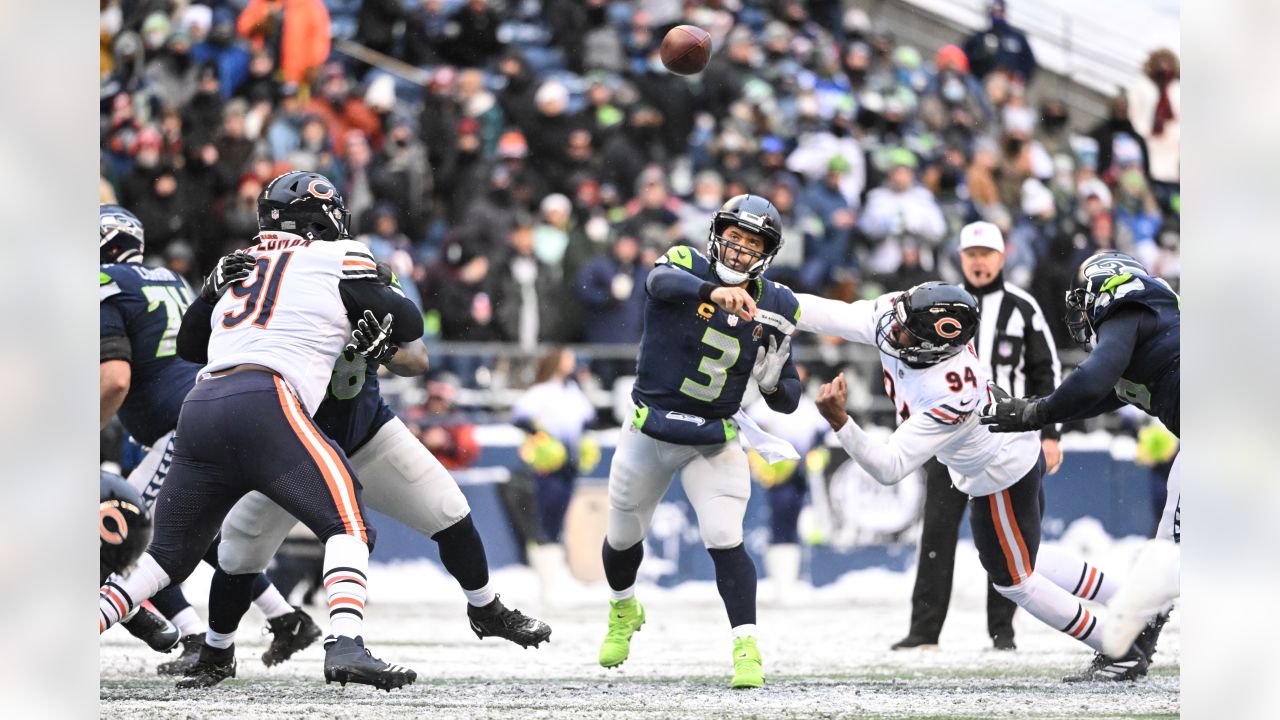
[[1036, 545, 1117, 603], [994, 572, 1106, 652], [99, 554, 170, 633], [170, 607, 207, 638], [602, 539, 644, 593], [322, 535, 369, 640], [732, 623, 758, 639], [206, 628, 236, 650], [252, 577, 296, 621], [209, 568, 259, 640], [149, 584, 207, 637], [462, 583, 497, 608], [432, 514, 492, 596], [609, 586, 635, 601], [708, 544, 758, 629]]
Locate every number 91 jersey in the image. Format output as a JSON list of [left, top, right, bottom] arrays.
[[205, 232, 376, 415], [632, 246, 800, 422]]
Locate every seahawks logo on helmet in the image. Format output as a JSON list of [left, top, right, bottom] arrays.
[[100, 204, 145, 264], [1065, 251, 1149, 349]]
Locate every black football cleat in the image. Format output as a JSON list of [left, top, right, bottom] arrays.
[[157, 633, 204, 676], [467, 595, 552, 648], [890, 633, 939, 651], [175, 643, 237, 689], [992, 633, 1017, 651], [1134, 611, 1169, 663], [1063, 645, 1150, 682], [323, 635, 416, 692], [122, 606, 181, 653], [262, 606, 322, 667]]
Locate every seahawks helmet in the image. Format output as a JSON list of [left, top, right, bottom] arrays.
[[707, 194, 784, 285], [1064, 251, 1149, 348], [875, 282, 980, 367], [100, 204, 145, 264], [257, 171, 351, 242], [100, 471, 152, 582]]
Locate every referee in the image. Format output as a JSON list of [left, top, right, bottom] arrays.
[[891, 221, 1063, 651]]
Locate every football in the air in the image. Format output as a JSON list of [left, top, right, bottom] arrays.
[[660, 25, 712, 75]]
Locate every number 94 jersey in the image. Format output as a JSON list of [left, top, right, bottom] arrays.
[[632, 246, 800, 421], [799, 292, 1040, 496], [100, 263, 199, 447], [206, 233, 377, 415]]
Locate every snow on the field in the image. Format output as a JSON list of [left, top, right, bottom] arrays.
[[101, 530, 1179, 719]]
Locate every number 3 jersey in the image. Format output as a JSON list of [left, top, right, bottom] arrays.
[[798, 292, 1040, 497], [100, 263, 198, 446], [203, 232, 420, 416], [631, 246, 801, 423]]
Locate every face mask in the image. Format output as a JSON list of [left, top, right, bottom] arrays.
[[101, 5, 122, 36], [1043, 115, 1067, 132], [942, 77, 966, 103]]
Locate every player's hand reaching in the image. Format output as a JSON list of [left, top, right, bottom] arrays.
[[346, 310, 398, 364], [816, 373, 851, 431], [751, 335, 791, 394], [709, 286, 756, 322], [200, 250, 257, 303], [978, 382, 1049, 433]]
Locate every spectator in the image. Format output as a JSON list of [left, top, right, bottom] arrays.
[[236, 0, 331, 87], [858, 148, 947, 276], [492, 218, 568, 348], [405, 378, 481, 471], [799, 156, 860, 286], [306, 63, 384, 157], [192, 8, 252, 100], [1128, 49, 1180, 211], [402, 0, 451, 67], [575, 232, 650, 379], [440, 0, 504, 68], [215, 100, 256, 179], [428, 234, 500, 342], [961, 0, 1037, 85], [370, 115, 433, 241], [355, 0, 407, 60], [620, 166, 683, 249], [1089, 93, 1152, 187]]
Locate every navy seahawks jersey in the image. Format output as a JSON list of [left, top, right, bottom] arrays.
[[100, 264, 200, 446], [1092, 272, 1180, 434], [632, 246, 801, 422], [312, 349, 397, 456]]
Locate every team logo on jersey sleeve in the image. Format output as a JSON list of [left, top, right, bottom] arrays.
[[934, 318, 963, 338]]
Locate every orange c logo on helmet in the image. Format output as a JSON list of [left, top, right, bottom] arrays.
[[307, 179, 335, 199], [100, 506, 128, 545], [934, 317, 963, 339]]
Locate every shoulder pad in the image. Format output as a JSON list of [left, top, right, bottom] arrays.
[[1092, 273, 1177, 323], [338, 242, 378, 280], [655, 245, 709, 275], [100, 270, 121, 302], [756, 280, 802, 335]]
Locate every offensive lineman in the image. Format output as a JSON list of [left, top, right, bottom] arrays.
[[801, 282, 1157, 681], [98, 172, 419, 691], [597, 195, 800, 689], [100, 204, 316, 672], [173, 253, 550, 686], [979, 251, 1180, 662]]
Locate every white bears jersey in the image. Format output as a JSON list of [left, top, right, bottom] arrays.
[[797, 292, 1040, 496], [204, 232, 378, 415]]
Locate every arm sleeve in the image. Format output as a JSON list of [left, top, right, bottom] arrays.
[[645, 264, 712, 303], [338, 279, 424, 343], [833, 413, 954, 486], [1041, 308, 1145, 423], [176, 296, 215, 365], [1020, 299, 1063, 440], [796, 293, 881, 345], [762, 350, 802, 414]]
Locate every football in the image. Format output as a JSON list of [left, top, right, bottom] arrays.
[[660, 25, 713, 75]]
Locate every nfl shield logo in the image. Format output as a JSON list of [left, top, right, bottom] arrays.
[[271, 209, 280, 219], [998, 340, 1013, 357], [727, 315, 739, 327]]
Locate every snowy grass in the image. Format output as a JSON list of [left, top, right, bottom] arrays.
[[100, 538, 1179, 719]]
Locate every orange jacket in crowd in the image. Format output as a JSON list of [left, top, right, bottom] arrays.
[[237, 0, 332, 86]]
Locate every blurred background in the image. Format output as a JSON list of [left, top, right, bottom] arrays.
[[98, 0, 1180, 594]]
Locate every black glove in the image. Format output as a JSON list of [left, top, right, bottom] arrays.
[[345, 310, 397, 364], [200, 250, 257, 303], [978, 382, 1049, 433]]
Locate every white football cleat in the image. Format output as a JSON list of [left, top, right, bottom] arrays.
[[1102, 538, 1180, 658]]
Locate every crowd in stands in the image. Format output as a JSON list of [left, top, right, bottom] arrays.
[[100, 0, 1181, 415]]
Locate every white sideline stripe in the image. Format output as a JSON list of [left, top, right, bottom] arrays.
[[276, 378, 361, 535], [994, 491, 1029, 582]]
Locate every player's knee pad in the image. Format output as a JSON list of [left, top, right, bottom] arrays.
[[606, 507, 648, 550], [699, 521, 744, 550], [351, 419, 472, 536]]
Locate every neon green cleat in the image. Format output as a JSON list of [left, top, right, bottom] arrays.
[[598, 598, 645, 668], [730, 636, 764, 688]]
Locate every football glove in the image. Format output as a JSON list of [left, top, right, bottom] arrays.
[[200, 250, 257, 303], [345, 310, 398, 364], [978, 382, 1049, 433], [752, 335, 791, 394]]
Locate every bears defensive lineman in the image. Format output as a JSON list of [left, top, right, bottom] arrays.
[[98, 172, 421, 691], [980, 252, 1181, 662], [598, 195, 800, 689], [801, 282, 1157, 681]]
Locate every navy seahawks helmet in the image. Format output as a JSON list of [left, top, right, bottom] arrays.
[[707, 194, 784, 285], [100, 471, 152, 582], [876, 282, 980, 367], [1065, 251, 1149, 348], [100, 204, 145, 264], [257, 171, 351, 242]]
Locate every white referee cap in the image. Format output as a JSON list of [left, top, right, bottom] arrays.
[[959, 221, 1005, 253]]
